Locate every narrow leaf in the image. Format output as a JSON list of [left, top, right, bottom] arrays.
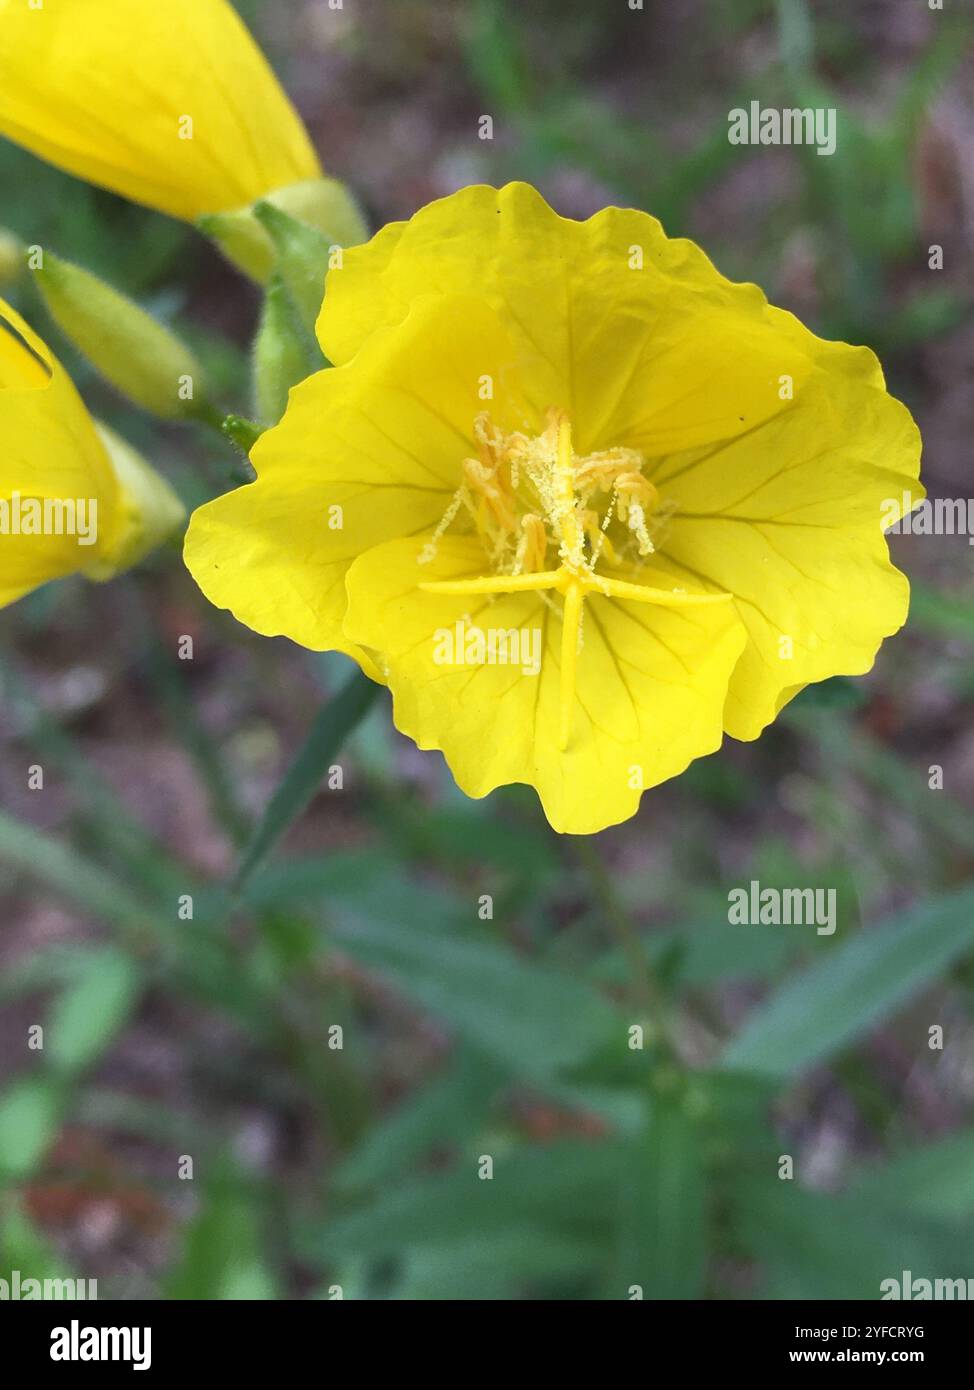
[[233, 670, 381, 890], [0, 810, 152, 944], [721, 886, 974, 1079], [329, 909, 621, 1081], [304, 1141, 626, 1263], [615, 1097, 707, 1299], [733, 1179, 974, 1299], [334, 1048, 503, 1192]]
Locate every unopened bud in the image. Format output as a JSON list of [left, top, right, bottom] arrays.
[[34, 253, 207, 420], [85, 422, 186, 578]]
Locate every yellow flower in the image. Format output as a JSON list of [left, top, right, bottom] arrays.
[[0, 0, 320, 223], [185, 184, 922, 834], [1, 300, 185, 608]]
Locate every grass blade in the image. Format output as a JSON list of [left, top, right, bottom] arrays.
[[233, 669, 380, 891]]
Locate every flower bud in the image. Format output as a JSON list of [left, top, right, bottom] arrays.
[[33, 252, 207, 420], [85, 422, 186, 579]]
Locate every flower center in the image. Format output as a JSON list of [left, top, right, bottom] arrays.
[[420, 408, 663, 580], [418, 408, 730, 751]]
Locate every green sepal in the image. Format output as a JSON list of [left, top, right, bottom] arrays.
[[252, 270, 323, 426], [251, 201, 337, 338], [197, 175, 367, 285]]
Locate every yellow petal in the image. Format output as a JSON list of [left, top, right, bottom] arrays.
[[0, 300, 119, 605], [319, 182, 821, 455], [321, 184, 921, 742], [1, 300, 185, 606], [184, 180, 923, 831], [0, 0, 320, 221], [656, 363, 923, 738], [343, 534, 747, 834], [184, 293, 532, 674]]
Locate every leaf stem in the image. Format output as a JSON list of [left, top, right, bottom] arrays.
[[574, 837, 675, 1057]]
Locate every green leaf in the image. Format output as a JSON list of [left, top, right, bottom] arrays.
[[614, 1097, 707, 1299], [851, 1131, 974, 1220], [134, 596, 251, 849], [335, 1048, 503, 1191], [790, 674, 865, 711], [47, 949, 141, 1077], [393, 1229, 597, 1300], [732, 1179, 974, 1299], [304, 1141, 626, 1265], [0, 810, 153, 947], [233, 670, 382, 891], [244, 851, 459, 930], [775, 0, 814, 75], [0, 1078, 62, 1179], [721, 886, 974, 1080], [0, 944, 99, 1003], [909, 582, 974, 643], [166, 1166, 277, 1301], [372, 798, 559, 877], [329, 907, 622, 1081]]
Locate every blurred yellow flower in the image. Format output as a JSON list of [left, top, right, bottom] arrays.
[[184, 183, 922, 833], [0, 300, 184, 608], [0, 0, 320, 223]]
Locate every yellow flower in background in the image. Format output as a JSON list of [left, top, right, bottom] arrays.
[[0, 0, 320, 223], [185, 183, 922, 834], [0, 300, 184, 608]]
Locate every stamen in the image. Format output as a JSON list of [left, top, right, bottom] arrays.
[[415, 409, 722, 749], [512, 513, 547, 576], [626, 501, 655, 556], [418, 487, 466, 565]]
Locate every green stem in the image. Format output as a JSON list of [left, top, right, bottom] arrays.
[[574, 837, 675, 1057]]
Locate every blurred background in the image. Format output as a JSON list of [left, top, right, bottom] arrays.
[[1, 0, 973, 1300]]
